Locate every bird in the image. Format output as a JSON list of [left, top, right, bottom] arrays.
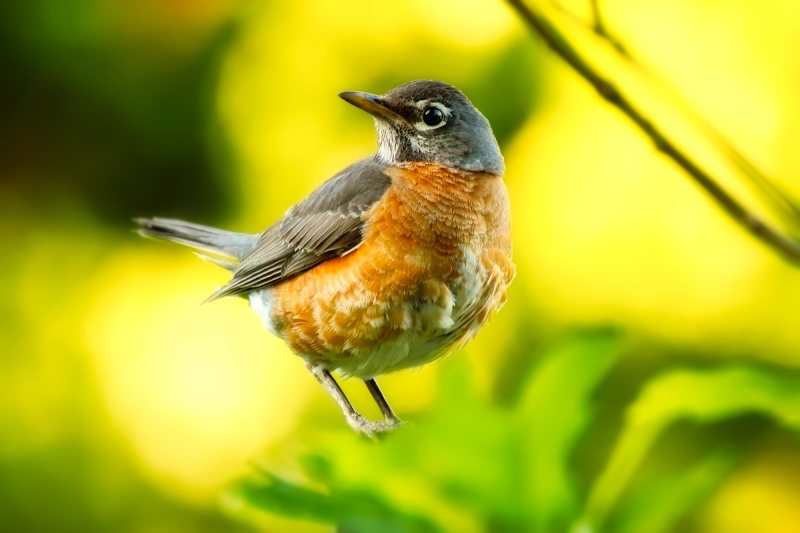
[[136, 80, 515, 436]]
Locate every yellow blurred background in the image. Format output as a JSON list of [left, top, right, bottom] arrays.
[[3, 0, 800, 531]]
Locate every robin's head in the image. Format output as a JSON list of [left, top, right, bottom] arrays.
[[340, 80, 504, 175]]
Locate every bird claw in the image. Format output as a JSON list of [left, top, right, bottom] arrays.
[[345, 413, 405, 438]]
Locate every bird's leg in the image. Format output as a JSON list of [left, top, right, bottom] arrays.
[[304, 362, 399, 437], [363, 378, 402, 426]]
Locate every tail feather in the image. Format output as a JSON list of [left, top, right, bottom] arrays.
[[135, 217, 258, 268]]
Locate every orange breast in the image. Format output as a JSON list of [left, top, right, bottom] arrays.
[[265, 162, 515, 378]]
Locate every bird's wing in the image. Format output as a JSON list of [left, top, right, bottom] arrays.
[[207, 157, 391, 300]]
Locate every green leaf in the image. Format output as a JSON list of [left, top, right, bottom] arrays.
[[514, 329, 621, 531], [578, 365, 800, 531], [613, 450, 736, 533], [230, 471, 439, 532]]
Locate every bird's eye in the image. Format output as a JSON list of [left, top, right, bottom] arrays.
[[422, 106, 445, 127]]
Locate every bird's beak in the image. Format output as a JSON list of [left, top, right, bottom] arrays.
[[339, 91, 405, 124]]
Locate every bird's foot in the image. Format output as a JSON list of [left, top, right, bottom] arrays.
[[303, 362, 406, 438], [344, 412, 404, 438]]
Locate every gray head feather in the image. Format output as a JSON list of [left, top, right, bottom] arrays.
[[372, 80, 505, 175]]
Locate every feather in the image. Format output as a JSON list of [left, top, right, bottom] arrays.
[[207, 157, 391, 300]]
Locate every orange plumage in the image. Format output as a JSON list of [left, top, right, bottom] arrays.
[[263, 162, 515, 377]]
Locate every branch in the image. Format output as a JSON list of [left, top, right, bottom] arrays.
[[506, 0, 800, 263], [553, 0, 800, 235]]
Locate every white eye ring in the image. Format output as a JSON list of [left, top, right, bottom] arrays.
[[413, 101, 450, 131]]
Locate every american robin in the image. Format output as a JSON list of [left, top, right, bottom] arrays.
[[137, 80, 515, 436]]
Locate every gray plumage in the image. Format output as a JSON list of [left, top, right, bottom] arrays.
[[342, 80, 505, 175], [135, 218, 258, 266], [137, 157, 390, 301]]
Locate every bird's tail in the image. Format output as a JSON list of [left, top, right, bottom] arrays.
[[135, 217, 258, 271]]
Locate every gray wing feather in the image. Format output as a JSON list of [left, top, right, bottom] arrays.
[[207, 157, 391, 300]]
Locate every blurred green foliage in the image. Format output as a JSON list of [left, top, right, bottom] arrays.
[[0, 0, 237, 224], [231, 331, 620, 532], [229, 331, 800, 532]]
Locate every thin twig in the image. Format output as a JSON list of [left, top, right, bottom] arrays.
[[506, 0, 800, 263], [588, 0, 628, 56], [546, 0, 628, 55]]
